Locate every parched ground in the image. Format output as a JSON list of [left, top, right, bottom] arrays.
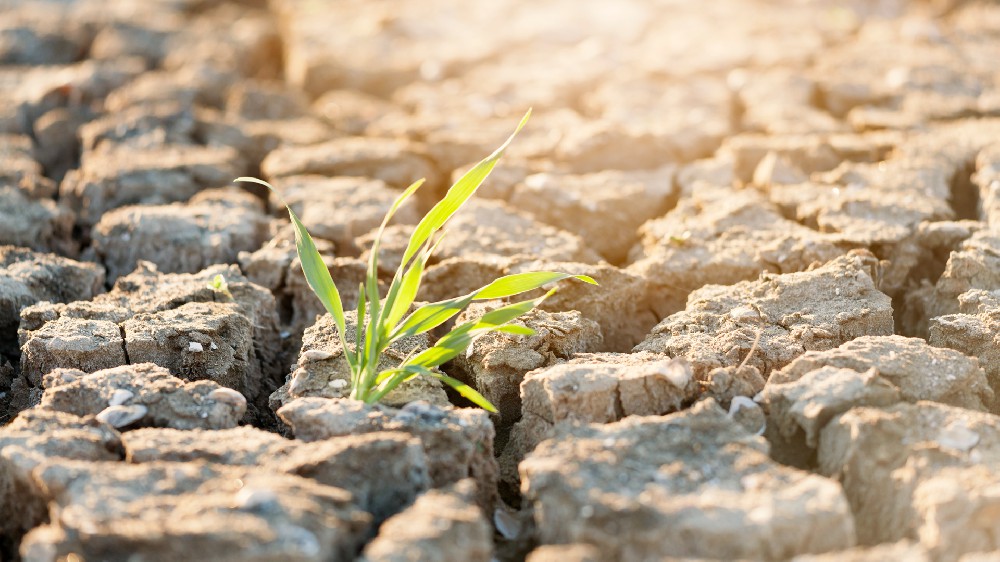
[[2, 0, 1000, 560]]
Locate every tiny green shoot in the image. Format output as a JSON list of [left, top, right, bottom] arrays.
[[236, 110, 596, 412], [207, 274, 232, 298]]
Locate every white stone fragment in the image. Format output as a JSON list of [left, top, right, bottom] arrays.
[[299, 349, 334, 363], [188, 342, 204, 353], [95, 404, 148, 428], [108, 388, 134, 407], [207, 387, 247, 408]]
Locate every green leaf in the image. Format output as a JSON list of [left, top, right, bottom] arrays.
[[391, 293, 476, 340], [235, 177, 351, 363], [467, 288, 555, 330], [399, 109, 531, 269], [429, 371, 498, 413], [353, 282, 367, 383], [493, 324, 535, 336], [404, 289, 555, 370], [367, 365, 498, 413], [474, 272, 598, 300], [384, 249, 427, 331]]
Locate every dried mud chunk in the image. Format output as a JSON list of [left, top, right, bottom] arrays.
[[122, 425, 429, 525], [733, 68, 844, 135], [102, 263, 280, 345], [501, 354, 693, 495], [634, 250, 894, 380], [629, 187, 847, 319], [452, 304, 603, 426], [102, 66, 233, 112], [270, 432, 431, 524], [20, 318, 126, 386], [79, 102, 206, 152], [363, 200, 602, 284], [508, 260, 656, 352], [21, 461, 371, 562], [0, 134, 55, 198], [162, 6, 282, 81], [39, 363, 247, 430], [238, 224, 346, 335], [225, 80, 311, 121], [433, 199, 601, 265], [90, 188, 271, 283], [122, 426, 290, 466], [271, 176, 420, 254], [581, 75, 734, 163], [284, 256, 367, 338], [553, 120, 676, 173], [311, 89, 399, 135], [0, 246, 104, 356], [33, 107, 91, 183], [930, 230, 1000, 318], [764, 366, 902, 449], [277, 398, 498, 513], [930, 306, 1000, 403], [362, 480, 493, 562], [0, 409, 121, 544], [273, 0, 505, 96], [724, 134, 840, 183], [977, 143, 1000, 226], [0, 186, 74, 254], [88, 20, 175, 66], [818, 401, 1000, 556], [770, 335, 993, 412], [0, 20, 87, 66], [1, 57, 145, 131], [261, 137, 438, 189], [270, 312, 447, 411], [508, 166, 676, 264], [123, 301, 259, 399], [521, 399, 855, 560], [59, 144, 245, 227]]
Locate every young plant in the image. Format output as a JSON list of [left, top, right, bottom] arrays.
[[236, 110, 596, 412]]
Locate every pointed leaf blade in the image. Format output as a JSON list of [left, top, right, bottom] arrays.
[[474, 272, 598, 300], [430, 372, 498, 413], [236, 177, 349, 340], [399, 109, 531, 268]]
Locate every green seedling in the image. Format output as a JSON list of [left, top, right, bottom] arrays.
[[207, 274, 232, 298], [236, 110, 596, 412]]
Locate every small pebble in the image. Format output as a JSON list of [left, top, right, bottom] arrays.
[[208, 387, 247, 408], [95, 404, 147, 428], [108, 388, 134, 407], [188, 342, 204, 353], [299, 349, 334, 363]]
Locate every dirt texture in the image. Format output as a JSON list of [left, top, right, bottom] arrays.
[[3, 0, 1000, 560]]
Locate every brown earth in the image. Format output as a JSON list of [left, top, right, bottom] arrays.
[[2, 0, 1000, 560]]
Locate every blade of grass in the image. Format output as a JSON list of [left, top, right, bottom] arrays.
[[402, 290, 555, 369], [473, 272, 597, 300], [390, 293, 476, 340], [399, 109, 531, 269], [368, 365, 498, 413], [235, 177, 353, 370], [352, 282, 367, 389]]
